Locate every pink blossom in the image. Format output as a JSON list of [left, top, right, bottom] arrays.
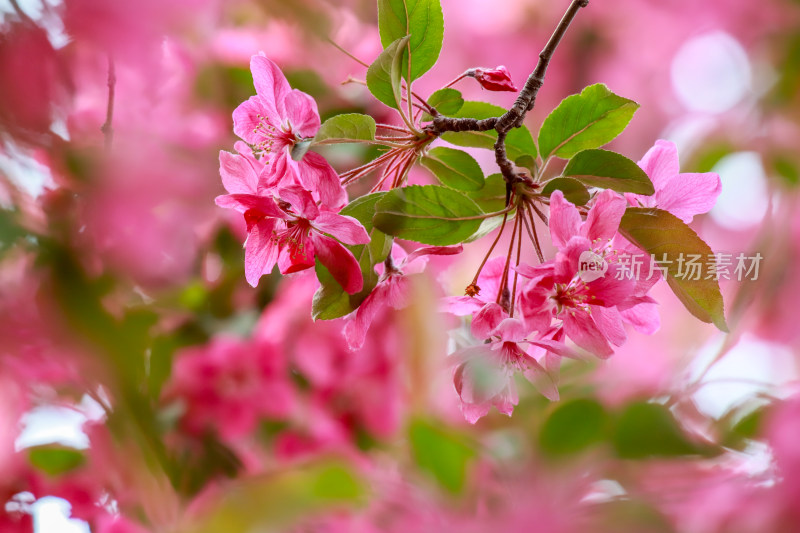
[[344, 243, 462, 351], [216, 185, 369, 291], [467, 65, 517, 92], [233, 54, 346, 208], [627, 140, 722, 224]]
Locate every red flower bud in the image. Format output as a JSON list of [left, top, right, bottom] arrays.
[[467, 66, 517, 92]]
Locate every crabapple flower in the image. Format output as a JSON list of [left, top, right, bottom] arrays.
[[453, 304, 557, 423], [467, 66, 518, 92], [344, 243, 462, 351], [216, 186, 369, 291], [627, 139, 722, 223], [519, 190, 658, 358], [233, 54, 346, 209]]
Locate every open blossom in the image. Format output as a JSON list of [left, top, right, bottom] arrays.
[[467, 65, 518, 92], [453, 303, 558, 423], [216, 185, 369, 291], [232, 53, 346, 209], [626, 139, 722, 223], [519, 190, 658, 358], [343, 243, 462, 351]]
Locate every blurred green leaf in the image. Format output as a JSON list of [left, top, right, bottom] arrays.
[[409, 419, 475, 494], [28, 446, 85, 476], [538, 83, 639, 159], [612, 402, 712, 459], [539, 398, 608, 456], [421, 146, 485, 191]]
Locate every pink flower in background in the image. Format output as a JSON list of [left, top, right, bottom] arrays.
[[627, 140, 722, 223], [233, 54, 345, 208], [467, 65, 517, 92], [216, 186, 369, 291], [344, 243, 462, 351]]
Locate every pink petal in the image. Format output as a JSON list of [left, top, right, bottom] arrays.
[[219, 150, 259, 194], [591, 305, 627, 347], [278, 186, 320, 220], [655, 171, 722, 223], [297, 152, 347, 209], [404, 244, 463, 266], [619, 300, 661, 335], [277, 231, 316, 274], [471, 303, 506, 340], [440, 295, 485, 316], [521, 358, 559, 401], [549, 190, 581, 248], [244, 218, 280, 287], [215, 193, 288, 218], [232, 95, 270, 146], [283, 89, 321, 138], [637, 139, 680, 189], [313, 212, 370, 245], [563, 310, 615, 358], [494, 317, 530, 343], [250, 54, 291, 119], [583, 189, 625, 243], [312, 234, 363, 294], [344, 276, 409, 351], [528, 338, 583, 360]]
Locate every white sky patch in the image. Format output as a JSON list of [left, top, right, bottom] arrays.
[[709, 151, 770, 230], [671, 31, 752, 114]]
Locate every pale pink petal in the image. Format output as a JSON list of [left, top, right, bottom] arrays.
[[563, 311, 615, 358], [548, 190, 581, 248], [313, 212, 370, 245], [344, 284, 387, 351], [529, 339, 583, 360], [583, 189, 625, 243], [404, 244, 463, 267], [232, 95, 271, 146], [297, 152, 347, 209], [521, 357, 559, 401], [250, 54, 291, 119], [655, 171, 722, 223], [494, 317, 529, 343], [619, 300, 661, 335], [283, 89, 321, 138], [637, 139, 680, 189], [215, 193, 288, 218], [311, 234, 363, 294], [471, 302, 506, 340], [244, 218, 280, 287], [591, 305, 627, 347], [219, 150, 259, 194], [440, 295, 485, 316]]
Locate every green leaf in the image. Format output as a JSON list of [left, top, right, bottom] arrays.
[[421, 146, 484, 191], [29, 446, 85, 476], [467, 173, 506, 213], [538, 83, 639, 160], [612, 402, 713, 459], [422, 88, 464, 120], [409, 419, 475, 494], [562, 149, 654, 194], [541, 177, 590, 206], [619, 208, 728, 331], [378, 0, 444, 81], [373, 185, 485, 245], [312, 193, 393, 320], [539, 398, 609, 456], [441, 101, 538, 160], [313, 113, 376, 144], [515, 155, 538, 174], [367, 36, 410, 110]]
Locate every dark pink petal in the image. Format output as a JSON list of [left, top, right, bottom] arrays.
[[470, 66, 517, 92], [215, 193, 289, 218], [250, 54, 291, 119], [311, 234, 363, 294], [258, 151, 290, 194], [219, 150, 259, 194], [314, 212, 370, 245], [232, 95, 271, 146], [297, 152, 347, 209], [472, 302, 507, 340], [278, 186, 320, 220], [591, 305, 627, 347], [549, 190, 582, 248], [656, 172, 722, 223], [283, 89, 321, 138], [583, 189, 626, 243], [637, 139, 680, 189], [244, 218, 280, 287], [404, 244, 463, 267], [587, 263, 636, 307], [563, 310, 615, 358]]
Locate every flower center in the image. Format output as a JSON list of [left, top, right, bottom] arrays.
[[253, 114, 297, 154]]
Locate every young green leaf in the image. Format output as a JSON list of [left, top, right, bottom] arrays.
[[421, 146, 484, 191], [409, 418, 475, 494], [373, 185, 486, 245], [313, 113, 377, 144], [378, 0, 444, 81], [441, 101, 538, 160], [366, 36, 410, 110], [562, 149, 654, 194], [29, 446, 86, 476], [541, 177, 590, 206], [538, 84, 639, 160], [313, 193, 393, 320], [422, 87, 464, 120], [618, 207, 728, 331]]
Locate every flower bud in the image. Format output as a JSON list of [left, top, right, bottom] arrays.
[[467, 66, 517, 92]]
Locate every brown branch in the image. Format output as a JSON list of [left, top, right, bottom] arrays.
[[426, 0, 589, 183], [100, 55, 116, 152]]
